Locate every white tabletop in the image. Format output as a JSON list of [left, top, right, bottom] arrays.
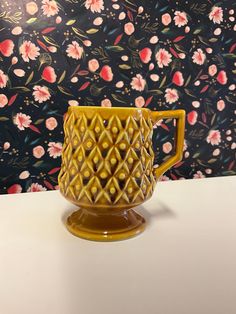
[[0, 176, 236, 314]]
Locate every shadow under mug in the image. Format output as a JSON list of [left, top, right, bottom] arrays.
[[59, 106, 185, 241]]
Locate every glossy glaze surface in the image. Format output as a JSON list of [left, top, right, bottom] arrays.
[[59, 107, 185, 241]]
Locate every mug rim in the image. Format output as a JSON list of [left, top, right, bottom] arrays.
[[68, 106, 150, 112]]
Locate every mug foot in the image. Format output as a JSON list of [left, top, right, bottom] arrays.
[[66, 208, 146, 241]]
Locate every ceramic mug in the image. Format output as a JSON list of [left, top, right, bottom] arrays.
[[59, 106, 185, 241]]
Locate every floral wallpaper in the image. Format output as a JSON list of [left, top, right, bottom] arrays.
[[0, 0, 235, 194]]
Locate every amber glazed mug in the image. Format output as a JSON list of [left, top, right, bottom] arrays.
[[59, 106, 185, 241]]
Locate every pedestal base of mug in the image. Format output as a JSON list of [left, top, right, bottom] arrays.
[[66, 208, 146, 242]]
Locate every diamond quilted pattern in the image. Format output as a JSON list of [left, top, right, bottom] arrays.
[[59, 109, 156, 208]]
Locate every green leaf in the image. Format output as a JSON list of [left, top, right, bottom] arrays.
[[119, 64, 131, 70], [90, 84, 105, 97], [159, 76, 167, 88], [111, 93, 126, 103], [86, 28, 99, 34], [184, 88, 197, 98], [193, 28, 202, 35], [26, 17, 37, 24], [34, 118, 45, 125], [33, 160, 44, 168], [72, 27, 88, 38], [225, 95, 236, 104], [222, 171, 236, 176], [198, 36, 209, 45], [162, 28, 170, 34], [58, 70, 66, 84], [43, 35, 59, 47], [193, 152, 200, 158], [209, 38, 218, 43], [11, 86, 31, 92], [25, 71, 34, 85], [128, 36, 143, 48], [105, 46, 124, 52], [211, 113, 216, 126], [147, 89, 163, 95], [58, 85, 73, 96], [66, 20, 76, 25], [0, 117, 9, 121], [184, 75, 191, 87], [208, 158, 217, 164], [222, 53, 236, 59]]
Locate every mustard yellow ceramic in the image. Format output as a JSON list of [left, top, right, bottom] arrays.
[[59, 106, 185, 241]]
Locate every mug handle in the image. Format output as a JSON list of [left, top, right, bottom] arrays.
[[151, 110, 186, 179]]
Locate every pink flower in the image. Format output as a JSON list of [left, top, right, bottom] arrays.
[[11, 57, 18, 65], [206, 48, 213, 54], [47, 46, 57, 53], [159, 175, 170, 181], [3, 142, 10, 150], [0, 94, 8, 107], [163, 142, 172, 154], [162, 13, 172, 26], [68, 100, 79, 106], [19, 41, 40, 62], [172, 71, 184, 86], [33, 145, 45, 158], [83, 40, 92, 47], [66, 41, 83, 60], [124, 22, 135, 35], [100, 65, 113, 82], [206, 130, 221, 145], [116, 81, 124, 88], [45, 117, 58, 130], [155, 48, 172, 68], [131, 74, 146, 92], [19, 171, 30, 180], [165, 88, 179, 104], [93, 17, 103, 26], [33, 86, 51, 103], [88, 59, 99, 72], [187, 111, 198, 125], [185, 26, 190, 33], [42, 0, 59, 17], [42, 66, 57, 83], [192, 49, 206, 65], [27, 183, 47, 192], [26, 2, 39, 15], [48, 142, 62, 158], [56, 16, 62, 24], [217, 70, 228, 85], [7, 184, 22, 194], [208, 64, 217, 76], [13, 69, 25, 77], [150, 74, 159, 82], [193, 171, 205, 179], [101, 99, 112, 107], [12, 27, 22, 36], [139, 48, 152, 64], [150, 36, 158, 44], [0, 70, 8, 88], [213, 148, 220, 156], [217, 100, 225, 111], [174, 11, 188, 27], [209, 6, 223, 24], [85, 0, 104, 13], [135, 96, 145, 108], [149, 63, 154, 71], [14, 113, 32, 130], [0, 40, 14, 57]]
